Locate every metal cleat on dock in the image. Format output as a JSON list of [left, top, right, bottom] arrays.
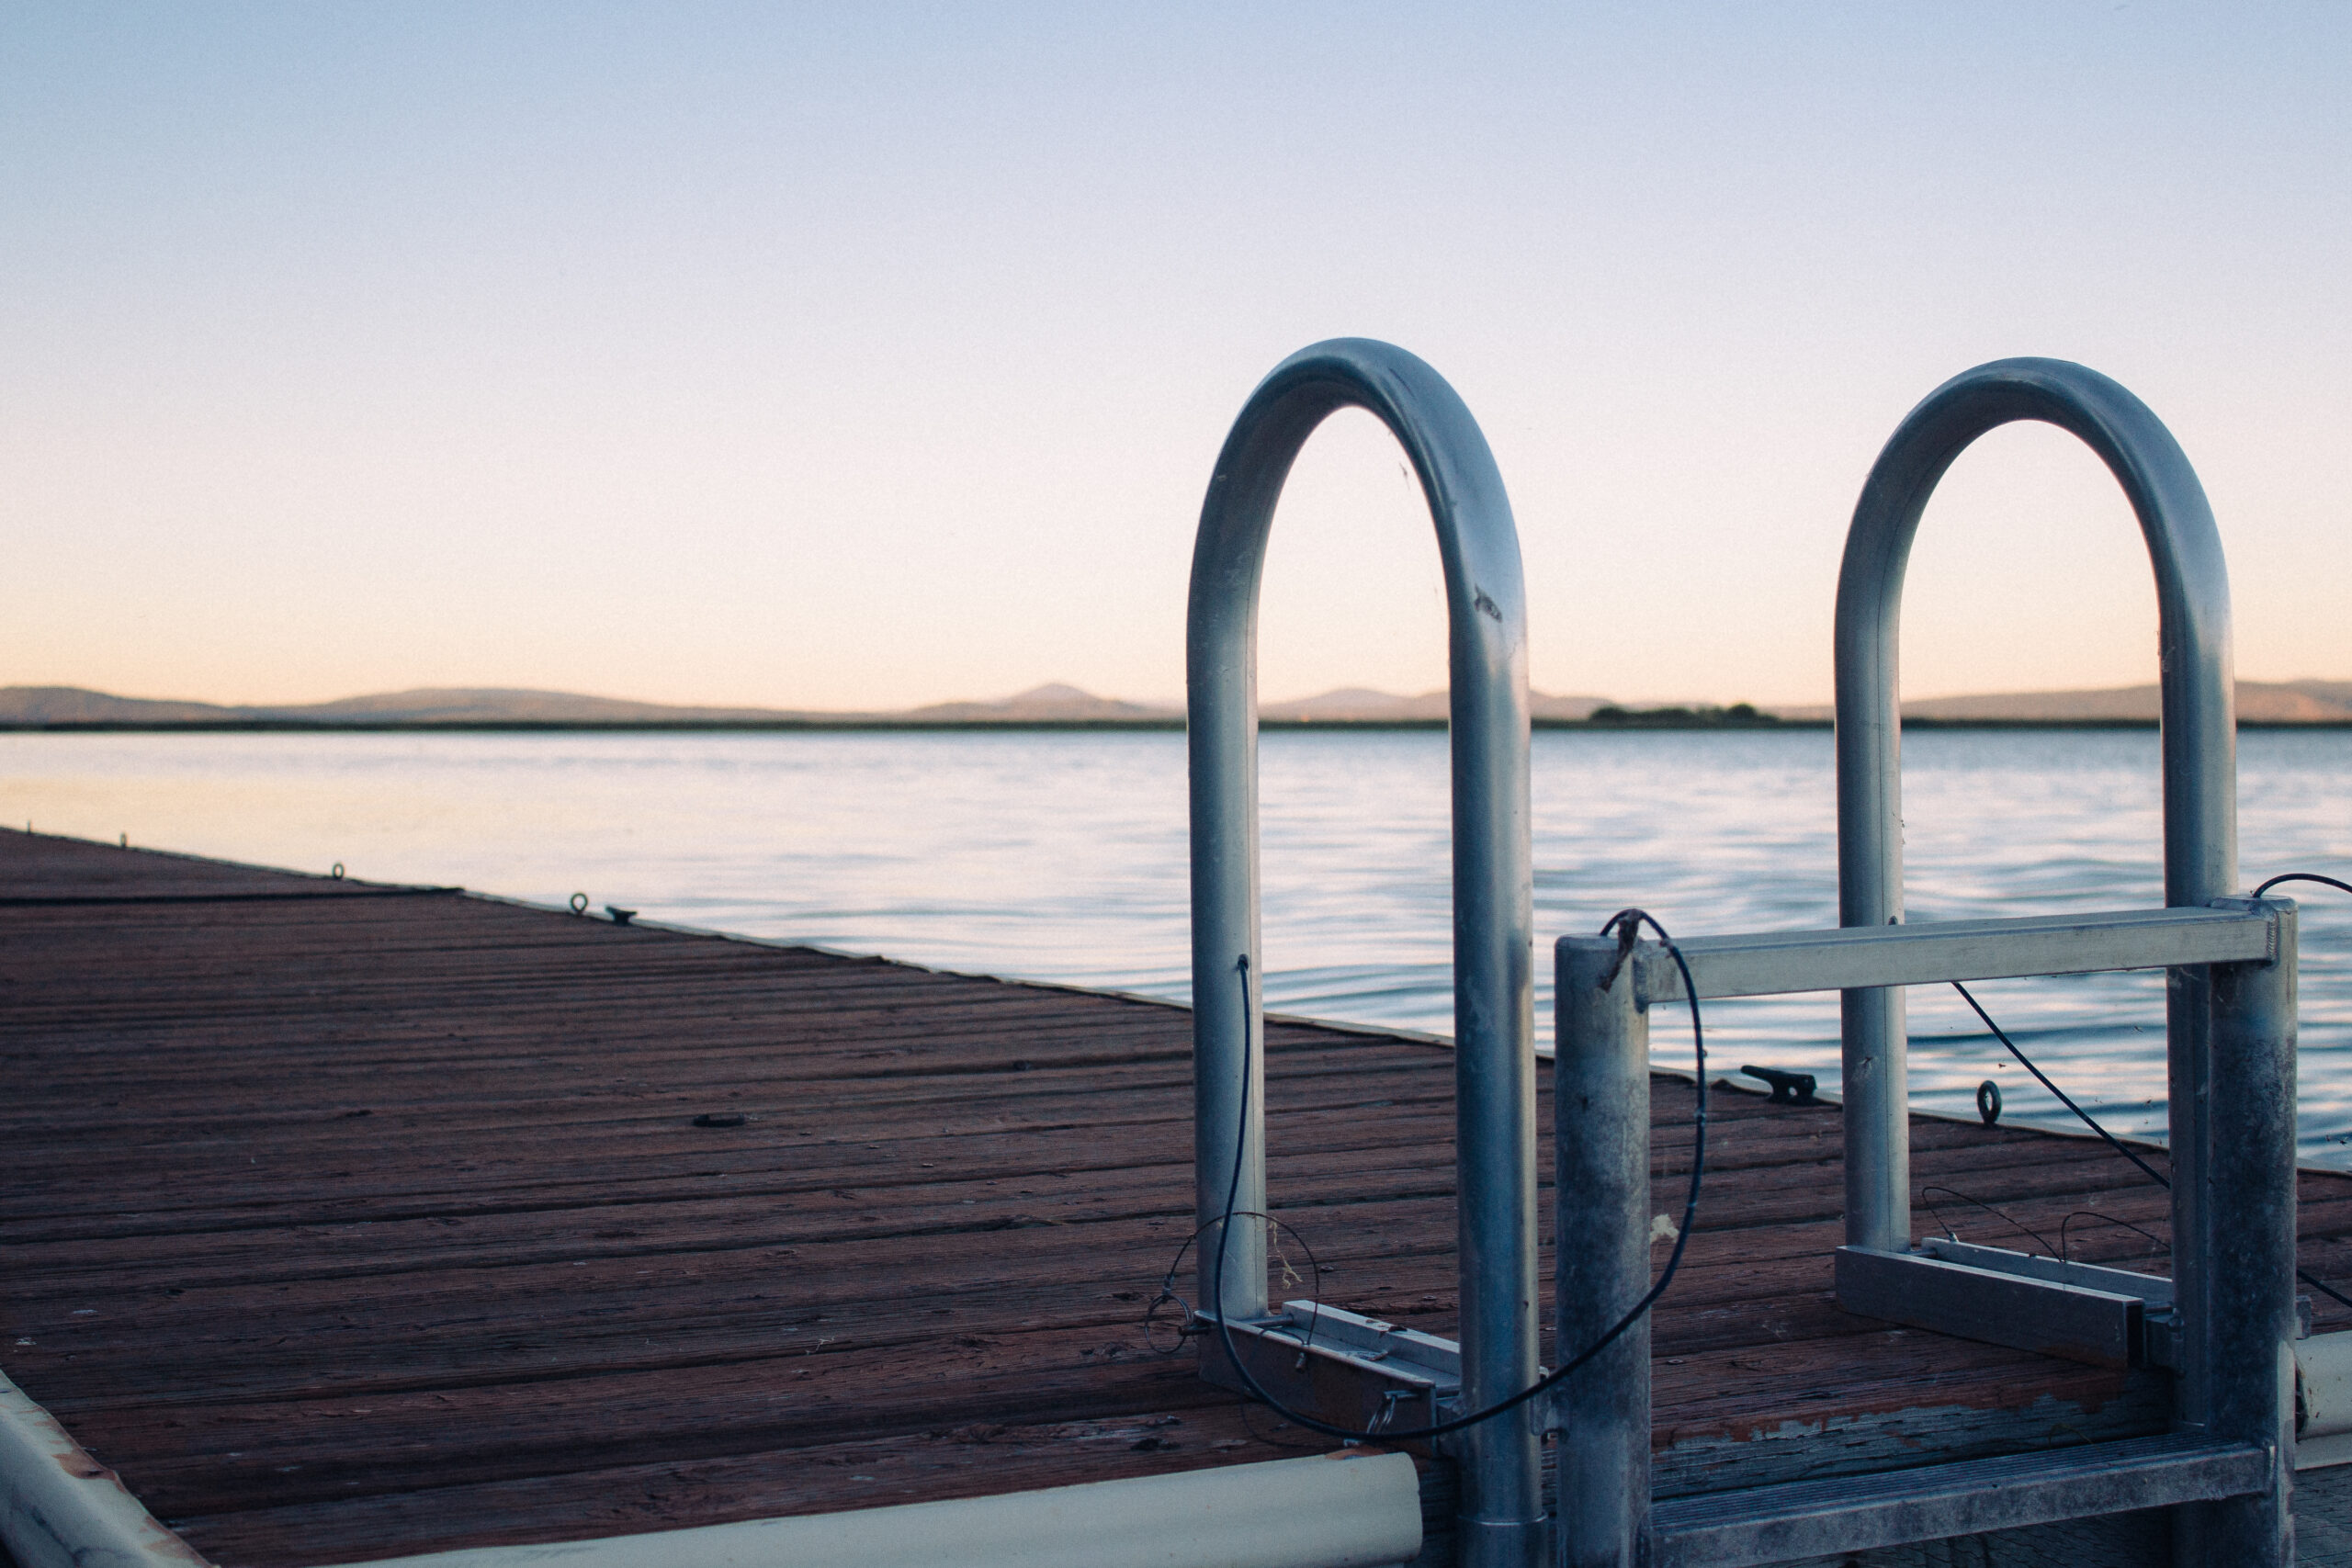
[[1736, 1064, 1819, 1105]]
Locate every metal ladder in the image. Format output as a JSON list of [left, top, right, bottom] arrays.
[[1555, 359, 2297, 1566], [1184, 338, 1545, 1568]]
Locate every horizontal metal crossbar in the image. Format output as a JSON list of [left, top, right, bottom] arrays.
[[1566, 905, 2277, 1005], [1648, 1433, 2270, 1566]]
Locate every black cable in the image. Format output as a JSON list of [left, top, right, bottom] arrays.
[[1145, 1212, 1324, 1356], [1919, 1183, 2059, 1258], [2059, 1211, 2168, 1265], [2254, 873, 2352, 902], [1952, 980, 2172, 1191], [1953, 964, 2352, 1315], [1205, 908, 1707, 1442]]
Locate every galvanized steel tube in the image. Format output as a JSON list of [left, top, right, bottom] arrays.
[[1554, 937, 1654, 1568], [2180, 897, 2297, 1566], [1832, 358, 2236, 1262], [1188, 339, 1538, 1566]]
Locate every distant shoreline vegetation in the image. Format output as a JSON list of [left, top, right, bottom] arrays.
[[1584, 701, 1780, 727]]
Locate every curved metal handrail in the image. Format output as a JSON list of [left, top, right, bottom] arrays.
[[1832, 358, 2236, 1323], [1187, 338, 1538, 1561]]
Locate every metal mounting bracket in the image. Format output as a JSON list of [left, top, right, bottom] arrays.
[[1197, 1300, 1487, 1450]]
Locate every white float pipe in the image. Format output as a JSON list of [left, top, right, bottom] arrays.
[[4, 1366, 1420, 1568], [331, 1450, 1420, 1568], [1, 1368, 209, 1568]]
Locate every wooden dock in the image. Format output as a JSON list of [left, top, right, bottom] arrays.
[[6, 828, 2352, 1566]]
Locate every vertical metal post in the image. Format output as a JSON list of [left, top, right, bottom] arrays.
[[1554, 936, 1653, 1568], [2179, 897, 2297, 1566], [1187, 339, 1541, 1567], [1833, 358, 2235, 1258]]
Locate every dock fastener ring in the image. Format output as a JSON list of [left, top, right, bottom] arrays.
[[1978, 1080, 2003, 1126], [570, 892, 589, 915], [330, 863, 345, 880]]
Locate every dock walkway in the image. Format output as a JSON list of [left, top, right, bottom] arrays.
[[6, 829, 2352, 1565]]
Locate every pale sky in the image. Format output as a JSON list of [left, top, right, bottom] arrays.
[[6, 2, 2346, 711]]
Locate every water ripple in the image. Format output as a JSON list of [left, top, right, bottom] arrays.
[[4, 726, 2347, 1166]]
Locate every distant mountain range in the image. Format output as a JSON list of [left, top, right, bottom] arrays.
[[2, 679, 2347, 728], [0, 682, 1611, 727], [0, 685, 828, 726], [0, 682, 1138, 727]]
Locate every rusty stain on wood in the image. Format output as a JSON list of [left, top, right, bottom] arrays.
[[2, 829, 2348, 1565]]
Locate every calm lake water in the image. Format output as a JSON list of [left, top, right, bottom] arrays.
[[5, 728, 2349, 1167]]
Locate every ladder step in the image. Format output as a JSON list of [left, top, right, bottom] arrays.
[[1648, 1433, 2270, 1567]]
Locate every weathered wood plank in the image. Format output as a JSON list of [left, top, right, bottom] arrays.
[[4, 829, 2348, 1568]]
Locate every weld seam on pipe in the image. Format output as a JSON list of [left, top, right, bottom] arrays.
[[328, 1450, 1422, 1568], [0, 1366, 211, 1568]]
